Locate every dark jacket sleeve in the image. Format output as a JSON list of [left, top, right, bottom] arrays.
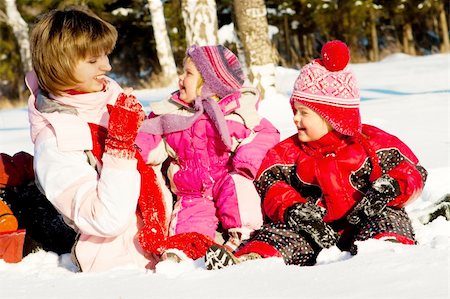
[[254, 136, 309, 222]]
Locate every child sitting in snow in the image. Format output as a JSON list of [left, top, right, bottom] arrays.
[[205, 40, 428, 269], [137, 45, 280, 262], [26, 6, 165, 272]]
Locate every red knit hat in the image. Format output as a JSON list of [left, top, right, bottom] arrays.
[[186, 45, 245, 98], [290, 40, 361, 136]]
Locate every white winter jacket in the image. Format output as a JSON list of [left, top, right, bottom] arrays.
[[26, 72, 155, 272]]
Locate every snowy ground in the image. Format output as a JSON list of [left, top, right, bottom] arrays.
[[0, 53, 449, 299]]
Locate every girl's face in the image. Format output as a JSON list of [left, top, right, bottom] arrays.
[[72, 53, 112, 93], [178, 58, 202, 104], [293, 102, 333, 142]]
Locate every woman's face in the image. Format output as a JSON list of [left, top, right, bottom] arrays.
[[71, 53, 112, 93], [178, 58, 202, 104], [293, 102, 333, 142]]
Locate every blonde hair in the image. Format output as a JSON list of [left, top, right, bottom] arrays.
[[196, 74, 204, 96], [30, 6, 118, 96]]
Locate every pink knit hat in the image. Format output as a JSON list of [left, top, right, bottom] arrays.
[[290, 40, 361, 136], [186, 45, 245, 98], [291, 40, 384, 180]]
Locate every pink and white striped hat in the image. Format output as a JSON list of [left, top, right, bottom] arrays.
[[290, 40, 361, 136], [187, 45, 245, 98]]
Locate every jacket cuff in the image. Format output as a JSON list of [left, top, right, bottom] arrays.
[[233, 160, 257, 180], [102, 153, 138, 169]]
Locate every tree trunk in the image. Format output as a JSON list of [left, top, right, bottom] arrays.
[[438, 2, 449, 53], [283, 14, 291, 64], [147, 0, 178, 85], [304, 34, 313, 58], [402, 22, 416, 55], [5, 0, 32, 73], [369, 7, 379, 61], [235, 35, 248, 77], [181, 0, 218, 46], [233, 0, 276, 99]]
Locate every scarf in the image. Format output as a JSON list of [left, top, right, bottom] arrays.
[[140, 92, 232, 150]]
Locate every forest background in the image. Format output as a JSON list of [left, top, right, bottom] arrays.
[[0, 0, 449, 106]]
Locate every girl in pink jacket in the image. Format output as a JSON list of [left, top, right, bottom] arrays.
[[137, 45, 280, 261], [27, 7, 164, 272]]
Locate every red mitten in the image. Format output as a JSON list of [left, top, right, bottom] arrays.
[[164, 233, 216, 260], [105, 93, 145, 159]]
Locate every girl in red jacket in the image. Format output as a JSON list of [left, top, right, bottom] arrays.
[[205, 40, 428, 269]]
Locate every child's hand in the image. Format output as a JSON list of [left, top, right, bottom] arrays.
[[105, 93, 145, 159], [284, 202, 339, 249], [347, 174, 400, 225]]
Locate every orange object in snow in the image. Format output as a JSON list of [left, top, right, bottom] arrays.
[[0, 200, 24, 263], [0, 229, 25, 263], [0, 199, 18, 232]]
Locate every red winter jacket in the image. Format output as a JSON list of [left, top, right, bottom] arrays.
[[254, 124, 427, 224]]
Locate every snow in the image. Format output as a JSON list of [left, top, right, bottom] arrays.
[[0, 53, 449, 299]]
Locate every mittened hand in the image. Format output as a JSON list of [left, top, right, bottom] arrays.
[[105, 93, 146, 159], [347, 174, 400, 225], [114, 91, 144, 113], [284, 202, 339, 249]]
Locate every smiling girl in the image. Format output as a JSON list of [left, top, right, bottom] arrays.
[[137, 45, 280, 262]]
